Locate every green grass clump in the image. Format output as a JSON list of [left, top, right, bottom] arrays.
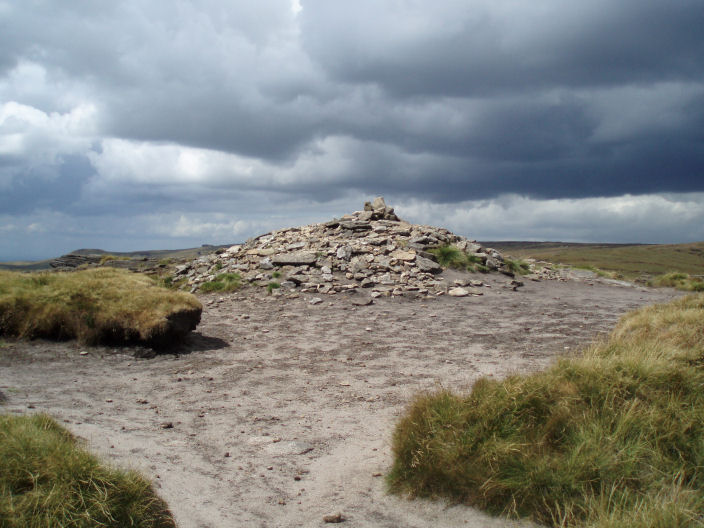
[[504, 259, 531, 275], [389, 294, 704, 527], [0, 413, 175, 527], [153, 275, 187, 290], [266, 281, 281, 294], [430, 244, 486, 272], [648, 272, 704, 292], [199, 272, 241, 293], [429, 245, 466, 268], [0, 268, 201, 347]]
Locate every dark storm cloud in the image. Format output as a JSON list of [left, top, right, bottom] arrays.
[[300, 0, 704, 96], [1, 0, 704, 260]]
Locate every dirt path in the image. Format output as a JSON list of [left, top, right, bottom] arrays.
[[0, 272, 683, 527]]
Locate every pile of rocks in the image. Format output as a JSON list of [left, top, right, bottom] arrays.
[[176, 198, 520, 298], [50, 254, 104, 269]]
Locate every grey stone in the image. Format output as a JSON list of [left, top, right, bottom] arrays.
[[487, 249, 504, 262], [485, 257, 500, 270], [371, 196, 386, 211], [336, 246, 352, 260], [351, 297, 373, 306], [272, 252, 318, 266], [340, 220, 372, 231], [390, 250, 416, 261], [415, 256, 442, 274], [259, 257, 274, 270], [285, 274, 305, 285], [264, 440, 314, 456], [409, 236, 435, 246], [349, 257, 369, 273]]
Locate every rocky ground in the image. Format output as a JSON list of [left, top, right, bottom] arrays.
[[0, 269, 684, 528], [174, 197, 556, 298]]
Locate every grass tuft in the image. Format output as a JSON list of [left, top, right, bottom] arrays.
[[429, 245, 489, 273], [200, 272, 242, 293], [0, 268, 201, 348], [504, 259, 531, 275], [430, 245, 466, 268], [648, 272, 704, 292], [389, 293, 704, 527], [0, 413, 175, 527]]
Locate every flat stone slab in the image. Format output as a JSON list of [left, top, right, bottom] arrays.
[[415, 256, 442, 274], [272, 252, 318, 266]]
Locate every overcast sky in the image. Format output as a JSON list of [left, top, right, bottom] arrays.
[[1, 0, 703, 260]]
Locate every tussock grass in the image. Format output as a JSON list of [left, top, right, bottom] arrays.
[[504, 259, 531, 275], [0, 413, 175, 527], [430, 245, 487, 272], [0, 268, 201, 347], [200, 272, 242, 293], [430, 245, 467, 268], [648, 272, 704, 292], [389, 294, 704, 527]]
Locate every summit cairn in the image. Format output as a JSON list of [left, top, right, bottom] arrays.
[[175, 197, 515, 298]]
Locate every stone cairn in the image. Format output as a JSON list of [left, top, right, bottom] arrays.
[[175, 197, 522, 298]]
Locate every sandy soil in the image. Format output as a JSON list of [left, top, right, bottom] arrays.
[[0, 271, 684, 528]]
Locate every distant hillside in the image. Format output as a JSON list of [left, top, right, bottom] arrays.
[[0, 244, 233, 271], [68, 245, 232, 260], [486, 241, 704, 277]]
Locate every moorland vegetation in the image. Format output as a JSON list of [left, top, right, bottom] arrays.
[[495, 242, 704, 291], [0, 268, 202, 348], [389, 293, 704, 527], [0, 413, 175, 527]]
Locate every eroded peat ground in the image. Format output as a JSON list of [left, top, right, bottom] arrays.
[[0, 273, 683, 527]]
